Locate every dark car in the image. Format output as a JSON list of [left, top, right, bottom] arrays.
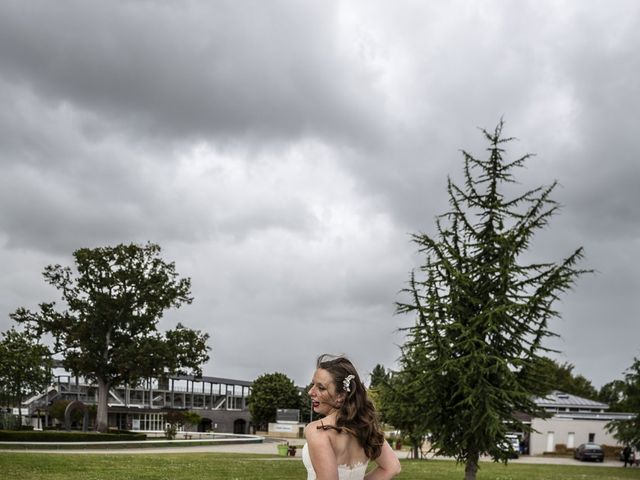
[[574, 443, 604, 462]]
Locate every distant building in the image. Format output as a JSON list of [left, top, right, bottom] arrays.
[[23, 370, 253, 434], [526, 391, 635, 455]]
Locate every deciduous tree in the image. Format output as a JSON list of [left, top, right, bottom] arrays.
[[599, 379, 627, 411], [396, 121, 589, 480], [377, 356, 430, 459], [299, 382, 316, 423], [12, 242, 210, 432], [607, 357, 640, 445], [526, 357, 598, 399], [248, 372, 300, 431], [164, 410, 202, 439], [0, 327, 52, 427]]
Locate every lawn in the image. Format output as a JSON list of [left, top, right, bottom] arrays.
[[1, 452, 639, 480]]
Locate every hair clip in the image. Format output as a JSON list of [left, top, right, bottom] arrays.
[[343, 374, 355, 392]]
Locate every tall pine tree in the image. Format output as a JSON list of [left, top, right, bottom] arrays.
[[397, 121, 589, 480]]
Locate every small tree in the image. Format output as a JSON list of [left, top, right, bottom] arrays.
[[164, 410, 185, 439], [182, 411, 202, 430], [48, 399, 84, 427], [369, 364, 390, 389], [607, 357, 640, 446], [0, 326, 52, 427], [248, 372, 300, 431], [366, 364, 389, 418], [12, 242, 210, 432], [377, 361, 430, 459], [163, 410, 201, 439], [397, 121, 589, 480]]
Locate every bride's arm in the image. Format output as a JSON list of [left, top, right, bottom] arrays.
[[364, 440, 401, 479]]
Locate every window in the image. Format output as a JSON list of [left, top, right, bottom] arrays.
[[130, 413, 166, 431], [588, 433, 595, 443]]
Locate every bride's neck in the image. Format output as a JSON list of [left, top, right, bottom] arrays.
[[323, 411, 339, 422]]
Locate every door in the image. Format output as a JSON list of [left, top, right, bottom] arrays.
[[234, 418, 246, 434], [546, 432, 555, 452]]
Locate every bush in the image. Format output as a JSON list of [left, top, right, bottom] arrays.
[[0, 412, 20, 430], [48, 400, 85, 425], [0, 430, 147, 442], [108, 429, 139, 435], [165, 423, 178, 440], [163, 410, 202, 439], [601, 444, 620, 458]]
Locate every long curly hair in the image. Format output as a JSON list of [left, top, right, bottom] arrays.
[[316, 354, 385, 459]]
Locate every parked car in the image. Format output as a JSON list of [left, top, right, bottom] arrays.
[[574, 443, 604, 462], [499, 434, 520, 459]]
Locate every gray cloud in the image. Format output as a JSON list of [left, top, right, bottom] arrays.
[[0, 1, 384, 147], [1, 0, 638, 389]]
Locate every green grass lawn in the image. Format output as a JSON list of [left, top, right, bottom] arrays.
[[1, 452, 639, 480]]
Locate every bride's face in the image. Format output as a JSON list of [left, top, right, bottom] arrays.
[[308, 368, 344, 416]]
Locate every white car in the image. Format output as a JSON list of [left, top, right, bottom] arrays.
[[500, 434, 520, 459]]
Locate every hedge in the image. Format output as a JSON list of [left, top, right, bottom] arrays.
[[0, 430, 147, 442]]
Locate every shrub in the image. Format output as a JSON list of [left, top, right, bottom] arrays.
[[0, 412, 20, 430], [0, 430, 146, 442]]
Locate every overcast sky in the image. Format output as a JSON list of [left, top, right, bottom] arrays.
[[1, 0, 638, 391]]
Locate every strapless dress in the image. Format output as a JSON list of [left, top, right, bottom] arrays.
[[302, 443, 368, 480]]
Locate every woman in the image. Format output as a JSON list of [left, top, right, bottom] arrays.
[[303, 355, 401, 480]]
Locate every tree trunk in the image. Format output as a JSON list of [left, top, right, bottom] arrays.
[[464, 451, 479, 480], [16, 391, 23, 429], [96, 377, 110, 433]]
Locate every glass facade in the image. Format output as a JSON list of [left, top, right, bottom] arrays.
[[131, 412, 166, 431]]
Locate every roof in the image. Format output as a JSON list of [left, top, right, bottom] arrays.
[[553, 412, 635, 421], [171, 374, 252, 388], [534, 391, 608, 410], [49, 368, 253, 388]]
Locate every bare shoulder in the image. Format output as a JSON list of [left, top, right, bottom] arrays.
[[304, 419, 332, 441], [305, 420, 343, 455]]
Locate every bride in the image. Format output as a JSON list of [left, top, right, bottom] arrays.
[[303, 355, 401, 480]]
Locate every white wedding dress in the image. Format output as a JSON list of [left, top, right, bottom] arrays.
[[302, 443, 368, 480]]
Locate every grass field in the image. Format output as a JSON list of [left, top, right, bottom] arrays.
[[1, 452, 640, 480]]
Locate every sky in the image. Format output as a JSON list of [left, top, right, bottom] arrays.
[[0, 0, 638, 391]]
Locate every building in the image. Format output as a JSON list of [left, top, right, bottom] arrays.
[[23, 371, 253, 434], [527, 391, 635, 455]]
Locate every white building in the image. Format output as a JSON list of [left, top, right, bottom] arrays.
[[528, 391, 634, 455]]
